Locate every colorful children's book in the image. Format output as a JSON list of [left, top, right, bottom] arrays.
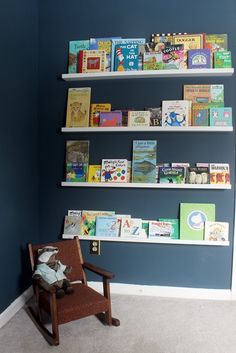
[[149, 221, 172, 238], [78, 50, 106, 73], [159, 167, 185, 184], [145, 107, 162, 126], [95, 216, 118, 237], [99, 111, 122, 127], [89, 37, 121, 71], [63, 215, 81, 236], [88, 165, 101, 182], [162, 100, 190, 127], [209, 107, 232, 126], [214, 51, 232, 68], [66, 140, 90, 164], [120, 215, 131, 237], [114, 214, 131, 237], [129, 218, 143, 237], [114, 43, 139, 71], [180, 203, 215, 241], [159, 218, 179, 239], [183, 84, 224, 106], [162, 44, 185, 69], [66, 162, 88, 182], [188, 49, 211, 69], [66, 87, 91, 127], [101, 159, 128, 183], [191, 103, 209, 126], [205, 34, 228, 53], [68, 40, 90, 73], [143, 52, 164, 70], [90, 103, 111, 127], [81, 210, 115, 236], [209, 163, 230, 184], [132, 140, 157, 183], [187, 167, 209, 184], [204, 221, 229, 241], [128, 111, 151, 127]]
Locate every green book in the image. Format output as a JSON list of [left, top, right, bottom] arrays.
[[180, 203, 215, 241], [159, 218, 179, 239], [214, 51, 232, 68]]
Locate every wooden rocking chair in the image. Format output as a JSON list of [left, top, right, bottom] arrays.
[[28, 237, 120, 345]]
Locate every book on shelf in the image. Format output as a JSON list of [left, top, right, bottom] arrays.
[[132, 140, 157, 183], [89, 37, 121, 71], [183, 84, 224, 106], [101, 159, 128, 183], [141, 220, 150, 238], [156, 163, 171, 182], [65, 87, 91, 128], [214, 51, 232, 68], [78, 50, 106, 73], [90, 103, 111, 127], [162, 44, 185, 69], [145, 107, 162, 126], [162, 100, 190, 127], [120, 215, 131, 237], [128, 111, 151, 127], [66, 140, 90, 182], [63, 215, 81, 236], [143, 52, 164, 70], [126, 161, 131, 182], [191, 103, 209, 126], [148, 221, 172, 238], [159, 218, 179, 239], [171, 162, 189, 180], [187, 167, 209, 184], [114, 43, 139, 71], [95, 216, 118, 237], [180, 203, 215, 241], [159, 166, 185, 184], [66, 163, 88, 182], [204, 221, 229, 242], [209, 107, 232, 127], [81, 210, 115, 236], [114, 214, 131, 237], [205, 34, 228, 53], [88, 165, 101, 182], [68, 210, 82, 216], [209, 163, 230, 184], [68, 40, 90, 73], [150, 33, 173, 50], [188, 49, 211, 69], [99, 111, 122, 127], [129, 218, 143, 237]]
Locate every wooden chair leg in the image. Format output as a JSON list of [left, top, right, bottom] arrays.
[[101, 278, 120, 326]]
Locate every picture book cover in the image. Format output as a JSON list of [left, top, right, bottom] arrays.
[[128, 111, 151, 127], [149, 221, 172, 238], [88, 165, 101, 182], [183, 85, 224, 106], [66, 87, 91, 127], [132, 140, 157, 183], [187, 167, 209, 184], [214, 51, 232, 68], [63, 215, 81, 236], [209, 107, 232, 126], [162, 44, 185, 69], [78, 50, 106, 73], [205, 34, 228, 53], [129, 218, 143, 237], [114, 43, 139, 71], [204, 221, 229, 241], [172, 33, 205, 68], [68, 40, 89, 73], [191, 103, 209, 126], [111, 38, 146, 71], [114, 214, 131, 237], [90, 103, 111, 127], [188, 49, 211, 69], [180, 203, 215, 241], [89, 37, 121, 71], [171, 162, 189, 180], [162, 100, 190, 127], [145, 107, 162, 126], [95, 216, 118, 237], [159, 167, 185, 184], [209, 163, 230, 184], [143, 52, 164, 70], [120, 215, 131, 237], [66, 140, 90, 164], [159, 218, 179, 239], [99, 111, 122, 127], [81, 210, 115, 236], [150, 33, 173, 50], [101, 159, 128, 183], [66, 162, 88, 182]]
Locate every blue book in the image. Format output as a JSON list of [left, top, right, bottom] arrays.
[[188, 49, 211, 69], [95, 216, 118, 237], [114, 43, 139, 71], [68, 40, 90, 73], [132, 140, 157, 183], [209, 107, 232, 126], [111, 38, 145, 71]]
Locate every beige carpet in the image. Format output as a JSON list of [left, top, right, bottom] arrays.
[[1, 294, 236, 353]]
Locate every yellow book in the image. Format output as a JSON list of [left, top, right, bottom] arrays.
[[66, 87, 91, 127], [90, 103, 111, 127], [88, 165, 101, 182]]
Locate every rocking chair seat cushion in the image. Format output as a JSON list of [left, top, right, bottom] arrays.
[[39, 283, 110, 324]]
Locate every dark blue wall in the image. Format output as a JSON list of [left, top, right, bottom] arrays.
[[0, 1, 39, 312], [38, 0, 236, 289]]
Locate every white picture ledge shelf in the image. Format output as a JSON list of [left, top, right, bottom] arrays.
[[61, 126, 233, 133], [62, 234, 229, 246], [62, 68, 234, 81], [61, 182, 231, 190]]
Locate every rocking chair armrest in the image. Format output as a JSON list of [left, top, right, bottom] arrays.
[[33, 278, 56, 294], [83, 262, 114, 279]]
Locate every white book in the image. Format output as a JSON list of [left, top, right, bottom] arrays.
[[162, 100, 190, 127], [128, 111, 151, 127], [114, 214, 131, 237], [204, 221, 229, 241], [129, 218, 142, 236], [101, 159, 128, 183], [120, 215, 131, 237]]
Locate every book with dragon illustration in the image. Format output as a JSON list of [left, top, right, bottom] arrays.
[[68, 40, 89, 73], [81, 210, 115, 236], [66, 87, 91, 127], [101, 159, 128, 183], [162, 100, 190, 127], [132, 140, 157, 183]]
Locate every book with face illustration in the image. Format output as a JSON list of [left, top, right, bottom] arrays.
[[131, 140, 157, 183]]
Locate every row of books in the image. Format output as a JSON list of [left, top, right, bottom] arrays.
[[65, 140, 230, 185], [68, 33, 231, 73], [63, 203, 229, 242], [65, 85, 232, 128]]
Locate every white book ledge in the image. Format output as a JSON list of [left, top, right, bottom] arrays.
[[61, 182, 231, 190], [62, 68, 234, 81], [62, 234, 229, 246], [61, 126, 233, 133]]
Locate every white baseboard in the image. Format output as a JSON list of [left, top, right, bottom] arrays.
[[0, 286, 33, 328], [89, 281, 233, 301]]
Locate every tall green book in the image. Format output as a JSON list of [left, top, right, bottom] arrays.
[[180, 203, 215, 240]]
